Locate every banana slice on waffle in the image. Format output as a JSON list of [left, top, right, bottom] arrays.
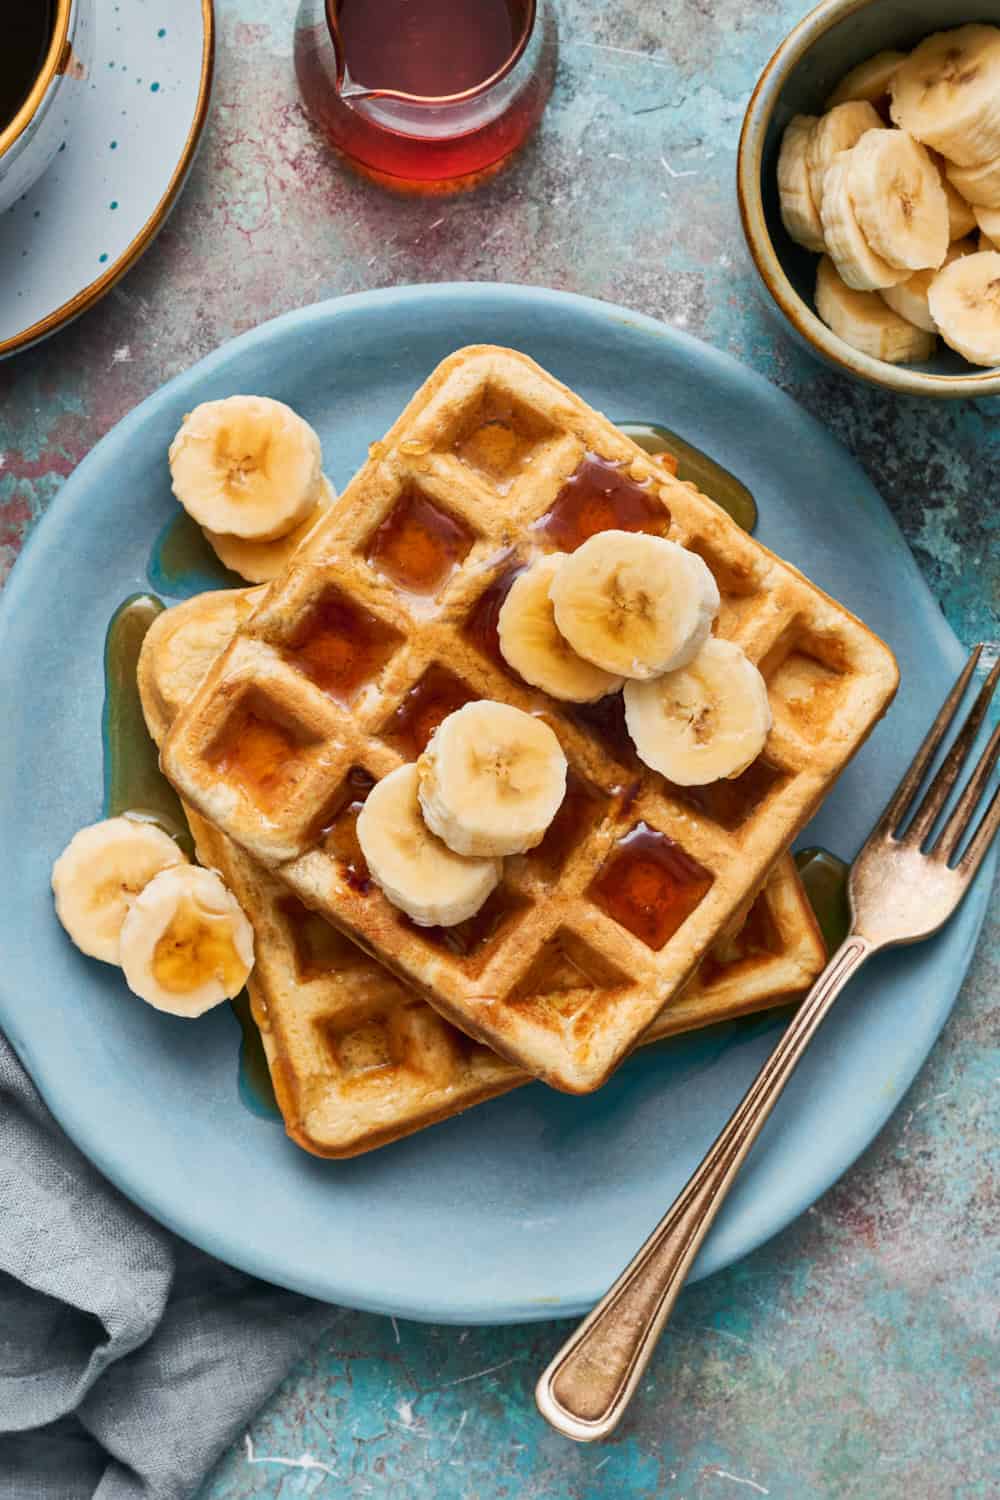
[[497, 553, 623, 703], [549, 530, 719, 680], [204, 477, 336, 583], [169, 395, 324, 541], [357, 763, 501, 926], [418, 701, 567, 859], [119, 864, 254, 1016], [624, 638, 772, 786]]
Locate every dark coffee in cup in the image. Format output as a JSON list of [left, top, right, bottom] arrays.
[[0, 3, 57, 137]]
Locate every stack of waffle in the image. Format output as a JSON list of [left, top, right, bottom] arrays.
[[150, 347, 898, 1152]]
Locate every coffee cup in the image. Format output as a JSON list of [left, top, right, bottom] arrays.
[[0, 0, 95, 217]]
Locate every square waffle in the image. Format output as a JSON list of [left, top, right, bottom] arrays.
[[162, 346, 897, 1093], [140, 587, 827, 1157]]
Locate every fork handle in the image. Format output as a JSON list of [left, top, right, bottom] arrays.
[[535, 934, 874, 1442]]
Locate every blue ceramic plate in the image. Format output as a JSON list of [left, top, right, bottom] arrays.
[[0, 286, 992, 1324]]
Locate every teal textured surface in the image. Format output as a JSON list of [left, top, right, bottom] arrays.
[[0, 0, 996, 1495]]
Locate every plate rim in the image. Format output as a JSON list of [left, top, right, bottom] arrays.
[[0, 282, 993, 1323], [0, 0, 215, 361]]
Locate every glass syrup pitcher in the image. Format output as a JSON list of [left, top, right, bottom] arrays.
[[294, 0, 558, 185]]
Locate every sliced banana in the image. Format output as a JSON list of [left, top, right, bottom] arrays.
[[624, 638, 772, 786], [979, 229, 999, 253], [974, 204, 1000, 246], [119, 865, 254, 1017], [946, 154, 1000, 210], [357, 763, 501, 927], [169, 395, 323, 542], [138, 588, 264, 746], [497, 554, 623, 703], [805, 100, 881, 216], [890, 25, 1000, 168], [819, 152, 910, 292], [777, 115, 826, 253], [52, 817, 187, 965], [816, 255, 937, 363], [549, 530, 719, 681], [931, 151, 978, 240], [847, 130, 949, 271], [927, 250, 1000, 366], [881, 239, 975, 333], [417, 701, 567, 859], [826, 50, 905, 109], [204, 477, 336, 583]]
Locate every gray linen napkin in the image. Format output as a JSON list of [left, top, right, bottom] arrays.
[[0, 1033, 337, 1500]]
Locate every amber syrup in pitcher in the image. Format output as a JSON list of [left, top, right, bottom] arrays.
[[295, 0, 557, 186]]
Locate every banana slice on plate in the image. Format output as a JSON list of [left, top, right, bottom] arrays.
[[204, 477, 336, 583], [777, 115, 826, 252], [119, 864, 254, 1017], [890, 25, 1000, 168], [418, 701, 567, 859], [497, 554, 624, 703], [946, 155, 1000, 210], [138, 587, 265, 745], [927, 250, 1000, 366], [820, 152, 911, 291], [357, 763, 501, 927], [549, 530, 719, 681], [826, 50, 905, 110], [805, 100, 881, 216], [169, 395, 323, 541], [624, 638, 772, 786], [52, 816, 188, 964], [816, 255, 937, 363], [881, 239, 975, 333], [847, 130, 949, 271]]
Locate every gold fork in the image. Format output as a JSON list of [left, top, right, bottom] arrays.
[[536, 646, 1000, 1443]]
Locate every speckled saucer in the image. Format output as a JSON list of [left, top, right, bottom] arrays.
[[0, 0, 213, 359]]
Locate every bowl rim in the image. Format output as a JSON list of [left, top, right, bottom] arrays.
[[736, 0, 1000, 398]]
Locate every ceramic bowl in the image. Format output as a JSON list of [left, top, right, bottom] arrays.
[[0, 0, 95, 217], [737, 0, 1000, 398]]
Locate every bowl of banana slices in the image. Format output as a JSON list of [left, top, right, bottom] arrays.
[[737, 0, 1000, 397]]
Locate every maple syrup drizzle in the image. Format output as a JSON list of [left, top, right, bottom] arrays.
[[462, 559, 524, 668], [666, 758, 786, 832], [526, 769, 607, 877], [618, 422, 758, 534], [570, 692, 640, 770], [208, 708, 307, 815], [282, 588, 401, 702], [794, 846, 850, 952], [589, 822, 714, 951], [365, 486, 474, 594], [102, 596, 277, 1118], [103, 595, 193, 853], [317, 767, 375, 892], [533, 453, 670, 552], [148, 511, 244, 598], [382, 666, 479, 759]]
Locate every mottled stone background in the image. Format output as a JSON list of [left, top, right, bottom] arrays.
[[0, 1, 996, 1496]]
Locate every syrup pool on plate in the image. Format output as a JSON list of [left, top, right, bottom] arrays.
[[102, 595, 278, 1119]]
